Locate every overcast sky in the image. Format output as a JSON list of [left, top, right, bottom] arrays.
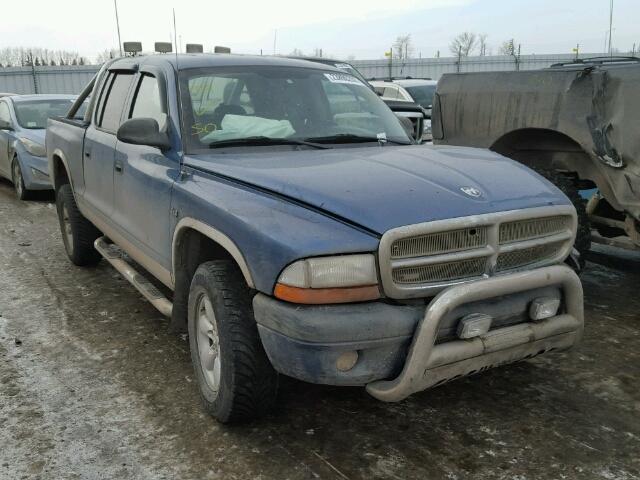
[[1, 0, 637, 60]]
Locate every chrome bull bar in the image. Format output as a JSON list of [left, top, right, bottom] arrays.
[[366, 265, 584, 402]]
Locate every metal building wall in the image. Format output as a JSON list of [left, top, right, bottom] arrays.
[[0, 53, 611, 94], [0, 65, 100, 94], [351, 52, 608, 80]]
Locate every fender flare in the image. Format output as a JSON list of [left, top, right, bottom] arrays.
[[49, 148, 74, 191], [171, 217, 255, 288]]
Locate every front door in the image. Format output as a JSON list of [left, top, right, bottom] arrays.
[[112, 71, 177, 270], [0, 100, 13, 178]]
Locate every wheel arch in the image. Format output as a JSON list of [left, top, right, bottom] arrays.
[[50, 148, 72, 193], [169, 218, 255, 332], [489, 127, 606, 192]]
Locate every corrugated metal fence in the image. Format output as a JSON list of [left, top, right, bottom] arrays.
[[0, 52, 611, 94], [351, 52, 609, 80], [0, 65, 99, 94]]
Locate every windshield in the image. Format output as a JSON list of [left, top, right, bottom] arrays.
[[180, 66, 411, 152], [13, 99, 80, 129], [405, 85, 436, 109]]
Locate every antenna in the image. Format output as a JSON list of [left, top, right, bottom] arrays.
[[173, 8, 179, 68]]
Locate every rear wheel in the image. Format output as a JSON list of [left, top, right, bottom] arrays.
[[55, 184, 102, 266], [11, 159, 30, 201], [188, 260, 278, 423]]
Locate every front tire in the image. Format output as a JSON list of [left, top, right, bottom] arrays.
[[11, 158, 31, 201], [188, 260, 278, 423], [55, 184, 102, 266]]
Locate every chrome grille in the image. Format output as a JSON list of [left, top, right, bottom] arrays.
[[378, 207, 577, 299], [393, 258, 486, 284], [496, 241, 566, 272], [499, 216, 572, 244], [391, 227, 487, 259]]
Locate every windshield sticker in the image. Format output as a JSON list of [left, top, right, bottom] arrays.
[[27, 122, 37, 127], [324, 72, 363, 86]]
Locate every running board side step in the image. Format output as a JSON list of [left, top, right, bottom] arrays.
[[94, 237, 173, 317]]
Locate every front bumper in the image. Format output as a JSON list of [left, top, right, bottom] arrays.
[[367, 265, 583, 402], [18, 152, 52, 190], [254, 265, 583, 399]]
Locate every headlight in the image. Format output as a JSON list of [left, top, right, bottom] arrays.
[[275, 254, 380, 304], [19, 137, 46, 157]]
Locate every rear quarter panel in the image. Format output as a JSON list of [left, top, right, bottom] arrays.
[[46, 117, 88, 193]]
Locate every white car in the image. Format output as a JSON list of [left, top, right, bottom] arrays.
[[370, 78, 437, 141]]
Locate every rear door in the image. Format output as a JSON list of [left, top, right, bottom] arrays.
[[112, 67, 177, 268], [82, 70, 135, 219]]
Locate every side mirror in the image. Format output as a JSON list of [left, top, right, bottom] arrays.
[[117, 117, 171, 151], [0, 119, 13, 131]]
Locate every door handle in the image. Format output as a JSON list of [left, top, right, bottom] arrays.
[[114, 160, 123, 173]]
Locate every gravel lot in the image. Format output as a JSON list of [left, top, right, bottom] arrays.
[[1, 180, 639, 480]]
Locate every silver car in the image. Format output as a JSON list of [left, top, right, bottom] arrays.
[[0, 94, 79, 199]]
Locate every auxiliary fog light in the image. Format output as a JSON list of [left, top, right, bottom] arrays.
[[529, 297, 561, 321], [336, 351, 359, 372], [457, 313, 493, 339]]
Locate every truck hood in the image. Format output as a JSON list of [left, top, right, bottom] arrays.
[[184, 145, 569, 235]]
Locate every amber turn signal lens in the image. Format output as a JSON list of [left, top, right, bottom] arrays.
[[273, 283, 380, 304]]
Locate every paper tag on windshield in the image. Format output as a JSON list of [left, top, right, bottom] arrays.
[[377, 132, 387, 142], [324, 72, 363, 86]]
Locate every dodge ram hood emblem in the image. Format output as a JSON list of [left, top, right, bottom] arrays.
[[460, 186, 482, 198]]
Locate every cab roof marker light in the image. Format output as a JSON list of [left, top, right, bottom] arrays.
[[155, 42, 173, 54], [123, 42, 143, 55]]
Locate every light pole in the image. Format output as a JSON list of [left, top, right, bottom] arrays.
[[114, 0, 123, 57]]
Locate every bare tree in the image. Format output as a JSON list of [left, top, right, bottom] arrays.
[[450, 32, 478, 57], [498, 39, 516, 56], [478, 34, 489, 56], [393, 34, 414, 60], [289, 48, 304, 56], [95, 49, 119, 64]]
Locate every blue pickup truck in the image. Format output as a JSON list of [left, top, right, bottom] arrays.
[[46, 54, 584, 423]]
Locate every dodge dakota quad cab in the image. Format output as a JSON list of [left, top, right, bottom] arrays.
[[433, 57, 640, 255], [46, 54, 584, 423]]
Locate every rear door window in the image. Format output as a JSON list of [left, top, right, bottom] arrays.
[[98, 72, 135, 132]]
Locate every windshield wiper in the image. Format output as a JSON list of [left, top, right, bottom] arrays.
[[208, 136, 330, 149], [303, 134, 409, 145]]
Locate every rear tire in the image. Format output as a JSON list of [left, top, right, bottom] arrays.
[[55, 184, 102, 266], [11, 158, 31, 201], [188, 260, 278, 424]]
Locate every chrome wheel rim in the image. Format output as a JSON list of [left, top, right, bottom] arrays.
[[61, 203, 74, 253], [195, 292, 221, 393], [13, 162, 23, 197]]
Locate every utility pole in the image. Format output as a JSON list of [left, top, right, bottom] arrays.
[[114, 0, 123, 57], [273, 29, 277, 55], [608, 0, 614, 56]]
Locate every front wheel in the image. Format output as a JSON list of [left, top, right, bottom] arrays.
[[11, 159, 30, 201], [55, 184, 102, 266], [188, 260, 278, 423]]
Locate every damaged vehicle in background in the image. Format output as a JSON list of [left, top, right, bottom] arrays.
[[370, 78, 437, 142], [433, 56, 640, 256], [291, 56, 426, 142], [46, 53, 584, 423]]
